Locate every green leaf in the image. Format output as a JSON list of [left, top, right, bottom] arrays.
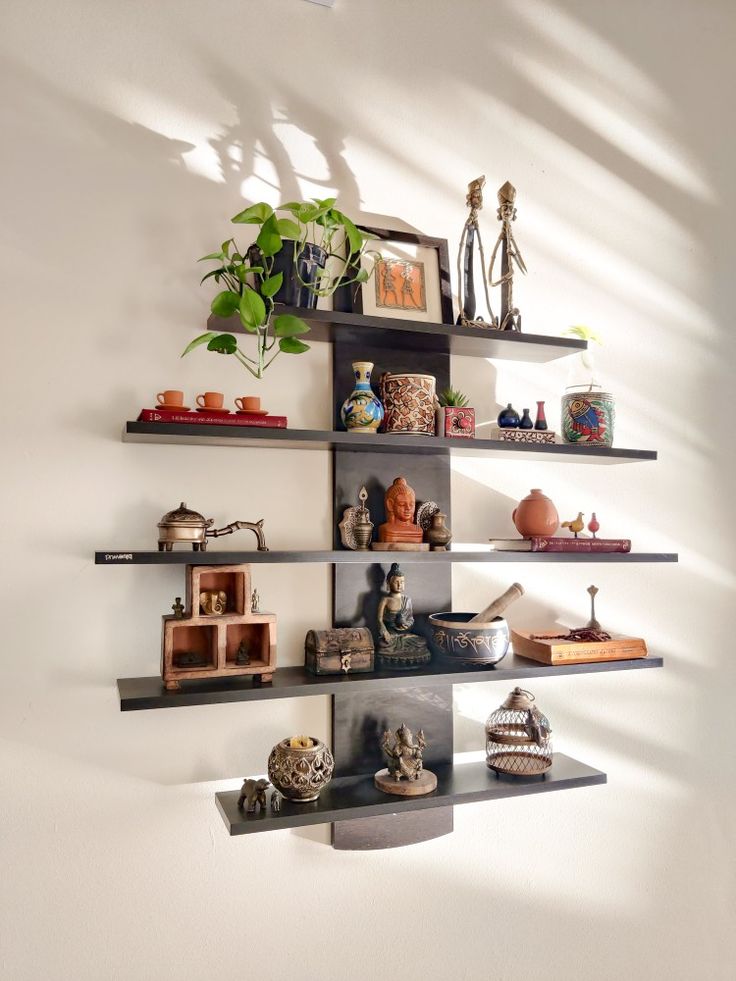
[[256, 214, 283, 257], [279, 336, 310, 354], [339, 213, 363, 255], [277, 201, 303, 213], [210, 290, 240, 318], [354, 267, 369, 283], [296, 204, 321, 224], [260, 272, 283, 298], [181, 332, 218, 357], [274, 314, 310, 338], [221, 239, 234, 258], [275, 218, 302, 240], [239, 289, 266, 330], [564, 324, 602, 344], [206, 333, 238, 355], [231, 202, 273, 224], [313, 197, 337, 210], [198, 251, 224, 262], [200, 268, 225, 286], [234, 263, 264, 283]]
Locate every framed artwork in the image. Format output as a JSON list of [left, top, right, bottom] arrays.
[[335, 228, 454, 325]]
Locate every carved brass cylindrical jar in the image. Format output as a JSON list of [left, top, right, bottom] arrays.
[[267, 736, 335, 802]]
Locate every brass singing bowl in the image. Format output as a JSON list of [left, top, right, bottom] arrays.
[[428, 612, 510, 667]]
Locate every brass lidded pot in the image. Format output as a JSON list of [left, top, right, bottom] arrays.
[[485, 687, 552, 776], [157, 502, 213, 551]]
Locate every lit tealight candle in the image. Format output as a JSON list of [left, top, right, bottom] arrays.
[[289, 735, 313, 748]]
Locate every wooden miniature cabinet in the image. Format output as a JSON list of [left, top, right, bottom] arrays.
[[162, 564, 275, 690]]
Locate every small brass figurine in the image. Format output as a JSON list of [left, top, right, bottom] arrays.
[[488, 181, 527, 331], [200, 589, 227, 615], [376, 563, 431, 670], [172, 597, 185, 619], [251, 588, 260, 613], [270, 789, 282, 814], [339, 485, 374, 550], [456, 175, 498, 328], [235, 640, 251, 666], [237, 777, 270, 814], [374, 723, 437, 796]]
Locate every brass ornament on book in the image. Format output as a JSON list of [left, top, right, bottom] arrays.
[[485, 688, 552, 776]]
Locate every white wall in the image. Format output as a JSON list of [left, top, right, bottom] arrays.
[[1, 1, 734, 979]]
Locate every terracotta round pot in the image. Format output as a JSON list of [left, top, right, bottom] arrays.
[[512, 489, 559, 538]]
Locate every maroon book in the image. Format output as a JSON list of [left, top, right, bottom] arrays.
[[531, 537, 631, 553], [137, 409, 287, 428], [489, 537, 631, 553]]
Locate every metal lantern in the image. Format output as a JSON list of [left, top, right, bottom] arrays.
[[485, 687, 552, 776]]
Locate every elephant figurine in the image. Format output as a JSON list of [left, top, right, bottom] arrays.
[[237, 778, 270, 814]]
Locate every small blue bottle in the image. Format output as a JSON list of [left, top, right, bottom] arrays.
[[497, 403, 521, 428]]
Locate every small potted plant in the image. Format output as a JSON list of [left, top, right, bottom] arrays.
[[437, 387, 475, 439], [230, 198, 378, 309]]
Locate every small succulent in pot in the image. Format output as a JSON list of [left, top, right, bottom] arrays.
[[437, 386, 470, 408]]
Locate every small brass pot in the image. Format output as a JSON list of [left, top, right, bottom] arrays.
[[267, 737, 335, 802]]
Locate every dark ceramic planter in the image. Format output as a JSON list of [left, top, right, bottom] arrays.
[[428, 612, 510, 667], [266, 241, 327, 309]]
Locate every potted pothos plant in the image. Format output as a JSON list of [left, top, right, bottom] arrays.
[[232, 198, 378, 308], [183, 198, 377, 379]]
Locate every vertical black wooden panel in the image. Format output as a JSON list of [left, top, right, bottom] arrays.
[[331, 335, 453, 849]]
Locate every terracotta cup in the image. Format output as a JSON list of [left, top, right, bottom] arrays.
[[196, 392, 224, 409], [235, 396, 261, 412], [157, 390, 184, 406], [512, 488, 559, 538]]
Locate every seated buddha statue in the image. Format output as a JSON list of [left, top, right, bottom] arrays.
[[376, 563, 431, 670], [377, 477, 423, 544]]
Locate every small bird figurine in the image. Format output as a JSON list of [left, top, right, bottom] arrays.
[[562, 512, 585, 538], [588, 513, 600, 538]]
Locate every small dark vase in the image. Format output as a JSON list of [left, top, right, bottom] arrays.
[[427, 512, 452, 551], [534, 400, 548, 431], [498, 403, 520, 428], [519, 408, 533, 430], [250, 241, 327, 310]]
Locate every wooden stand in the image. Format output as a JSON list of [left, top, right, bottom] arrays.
[[374, 768, 438, 797], [162, 564, 276, 691]]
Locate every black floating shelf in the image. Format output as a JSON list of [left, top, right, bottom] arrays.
[[117, 654, 663, 711], [216, 754, 606, 836], [207, 306, 586, 363], [96, 549, 679, 565], [123, 422, 657, 463]]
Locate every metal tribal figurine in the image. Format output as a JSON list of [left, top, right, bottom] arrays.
[[456, 176, 498, 328], [488, 181, 527, 332]]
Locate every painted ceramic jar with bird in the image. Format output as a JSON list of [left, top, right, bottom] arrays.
[[561, 386, 615, 447]]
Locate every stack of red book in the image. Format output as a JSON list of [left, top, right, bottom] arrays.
[[137, 408, 287, 429]]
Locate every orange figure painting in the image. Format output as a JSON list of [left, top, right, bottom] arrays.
[[375, 259, 427, 312]]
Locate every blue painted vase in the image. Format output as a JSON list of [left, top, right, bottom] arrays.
[[341, 361, 384, 433]]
